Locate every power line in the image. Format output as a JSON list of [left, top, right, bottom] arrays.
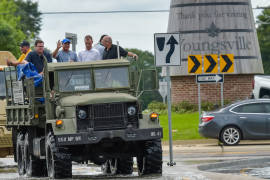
[[0, 7, 269, 15], [41, 10, 170, 14]]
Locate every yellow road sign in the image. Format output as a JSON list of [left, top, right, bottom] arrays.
[[188, 55, 202, 74], [220, 54, 234, 73], [204, 54, 218, 73]]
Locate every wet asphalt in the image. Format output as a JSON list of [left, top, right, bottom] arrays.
[[1, 139, 270, 179]]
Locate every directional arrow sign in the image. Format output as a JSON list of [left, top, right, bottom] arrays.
[[154, 33, 181, 66], [204, 54, 218, 73], [220, 54, 234, 73], [188, 55, 202, 74], [196, 74, 224, 84]]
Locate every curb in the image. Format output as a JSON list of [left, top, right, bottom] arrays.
[[198, 157, 270, 171]]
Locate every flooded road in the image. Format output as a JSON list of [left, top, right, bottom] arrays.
[[2, 140, 270, 180]]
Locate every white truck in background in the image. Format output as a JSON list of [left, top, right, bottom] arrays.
[[252, 75, 270, 99]]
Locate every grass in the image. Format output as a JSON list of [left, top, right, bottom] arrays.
[[159, 112, 204, 141]]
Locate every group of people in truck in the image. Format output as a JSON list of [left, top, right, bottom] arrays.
[[6, 35, 138, 74]]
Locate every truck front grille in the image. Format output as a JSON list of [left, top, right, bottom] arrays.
[[76, 102, 139, 132], [91, 103, 126, 130]]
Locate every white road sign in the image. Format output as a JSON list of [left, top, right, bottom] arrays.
[[196, 74, 224, 84], [154, 33, 181, 66]]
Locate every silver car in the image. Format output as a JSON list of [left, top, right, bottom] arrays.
[[199, 99, 270, 145]]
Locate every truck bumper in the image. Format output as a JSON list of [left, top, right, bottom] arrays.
[[55, 128, 163, 146]]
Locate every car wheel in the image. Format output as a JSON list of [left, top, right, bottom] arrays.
[[220, 126, 241, 146]]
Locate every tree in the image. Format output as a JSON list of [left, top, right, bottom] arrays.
[[0, 0, 25, 57], [0, 20, 23, 57], [257, 8, 270, 74], [14, 0, 42, 39], [126, 48, 163, 110]]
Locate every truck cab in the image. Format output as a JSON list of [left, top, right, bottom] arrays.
[[5, 59, 163, 178]]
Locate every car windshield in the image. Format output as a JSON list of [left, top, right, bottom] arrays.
[[0, 71, 6, 98], [94, 67, 129, 89], [58, 69, 92, 92]]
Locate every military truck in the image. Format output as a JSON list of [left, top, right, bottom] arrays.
[[4, 58, 163, 178], [0, 51, 15, 158]]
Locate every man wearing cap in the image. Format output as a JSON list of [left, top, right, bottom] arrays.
[[6, 40, 31, 66], [52, 38, 78, 62]]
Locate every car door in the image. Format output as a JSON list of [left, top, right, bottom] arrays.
[[231, 103, 267, 139], [263, 103, 270, 138]]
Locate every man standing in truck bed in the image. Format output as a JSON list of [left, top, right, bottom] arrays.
[[6, 41, 31, 66], [25, 40, 52, 74], [102, 35, 138, 60]]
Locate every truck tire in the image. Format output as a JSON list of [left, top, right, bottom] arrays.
[[109, 157, 133, 175], [12, 129, 17, 162], [24, 132, 47, 177], [137, 140, 162, 176], [101, 160, 111, 174], [16, 132, 25, 176], [46, 132, 72, 179]]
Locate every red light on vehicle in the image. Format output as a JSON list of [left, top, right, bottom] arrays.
[[201, 116, 214, 122]]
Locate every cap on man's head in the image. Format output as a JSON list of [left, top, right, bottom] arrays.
[[62, 38, 71, 44], [20, 40, 30, 47]]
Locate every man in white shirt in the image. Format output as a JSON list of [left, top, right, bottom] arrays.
[[78, 35, 100, 62]]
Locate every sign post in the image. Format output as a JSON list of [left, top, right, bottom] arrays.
[[154, 33, 180, 166]]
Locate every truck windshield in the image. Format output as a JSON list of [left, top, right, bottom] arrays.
[[0, 71, 6, 98], [94, 67, 129, 89], [58, 69, 92, 92]]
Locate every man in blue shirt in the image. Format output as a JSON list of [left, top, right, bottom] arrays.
[[52, 38, 78, 62], [25, 40, 52, 74]]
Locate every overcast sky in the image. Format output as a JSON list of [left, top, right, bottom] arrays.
[[35, 0, 270, 53]]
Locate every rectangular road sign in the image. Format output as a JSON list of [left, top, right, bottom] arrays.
[[154, 33, 181, 66], [196, 74, 224, 84]]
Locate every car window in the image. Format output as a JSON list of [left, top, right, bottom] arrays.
[[264, 103, 270, 113], [232, 103, 266, 113]]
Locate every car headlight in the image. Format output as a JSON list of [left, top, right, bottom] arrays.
[[78, 109, 87, 119], [127, 106, 136, 116]]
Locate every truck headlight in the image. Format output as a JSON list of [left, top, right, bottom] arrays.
[[78, 109, 87, 119], [127, 106, 136, 116]]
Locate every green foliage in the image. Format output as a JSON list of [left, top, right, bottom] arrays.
[[0, 0, 42, 57], [172, 101, 198, 113], [257, 8, 270, 74], [160, 112, 203, 140], [126, 48, 163, 110], [14, 0, 42, 39], [0, 19, 23, 57], [148, 100, 233, 114]]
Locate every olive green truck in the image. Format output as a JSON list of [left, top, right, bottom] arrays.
[[4, 59, 163, 178]]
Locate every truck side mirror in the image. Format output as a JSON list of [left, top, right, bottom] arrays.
[[142, 69, 159, 91]]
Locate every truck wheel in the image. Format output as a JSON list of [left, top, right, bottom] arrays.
[[46, 132, 72, 179], [137, 140, 162, 176], [101, 160, 111, 174], [24, 133, 47, 177], [16, 132, 25, 176], [109, 157, 133, 175], [12, 129, 17, 162]]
